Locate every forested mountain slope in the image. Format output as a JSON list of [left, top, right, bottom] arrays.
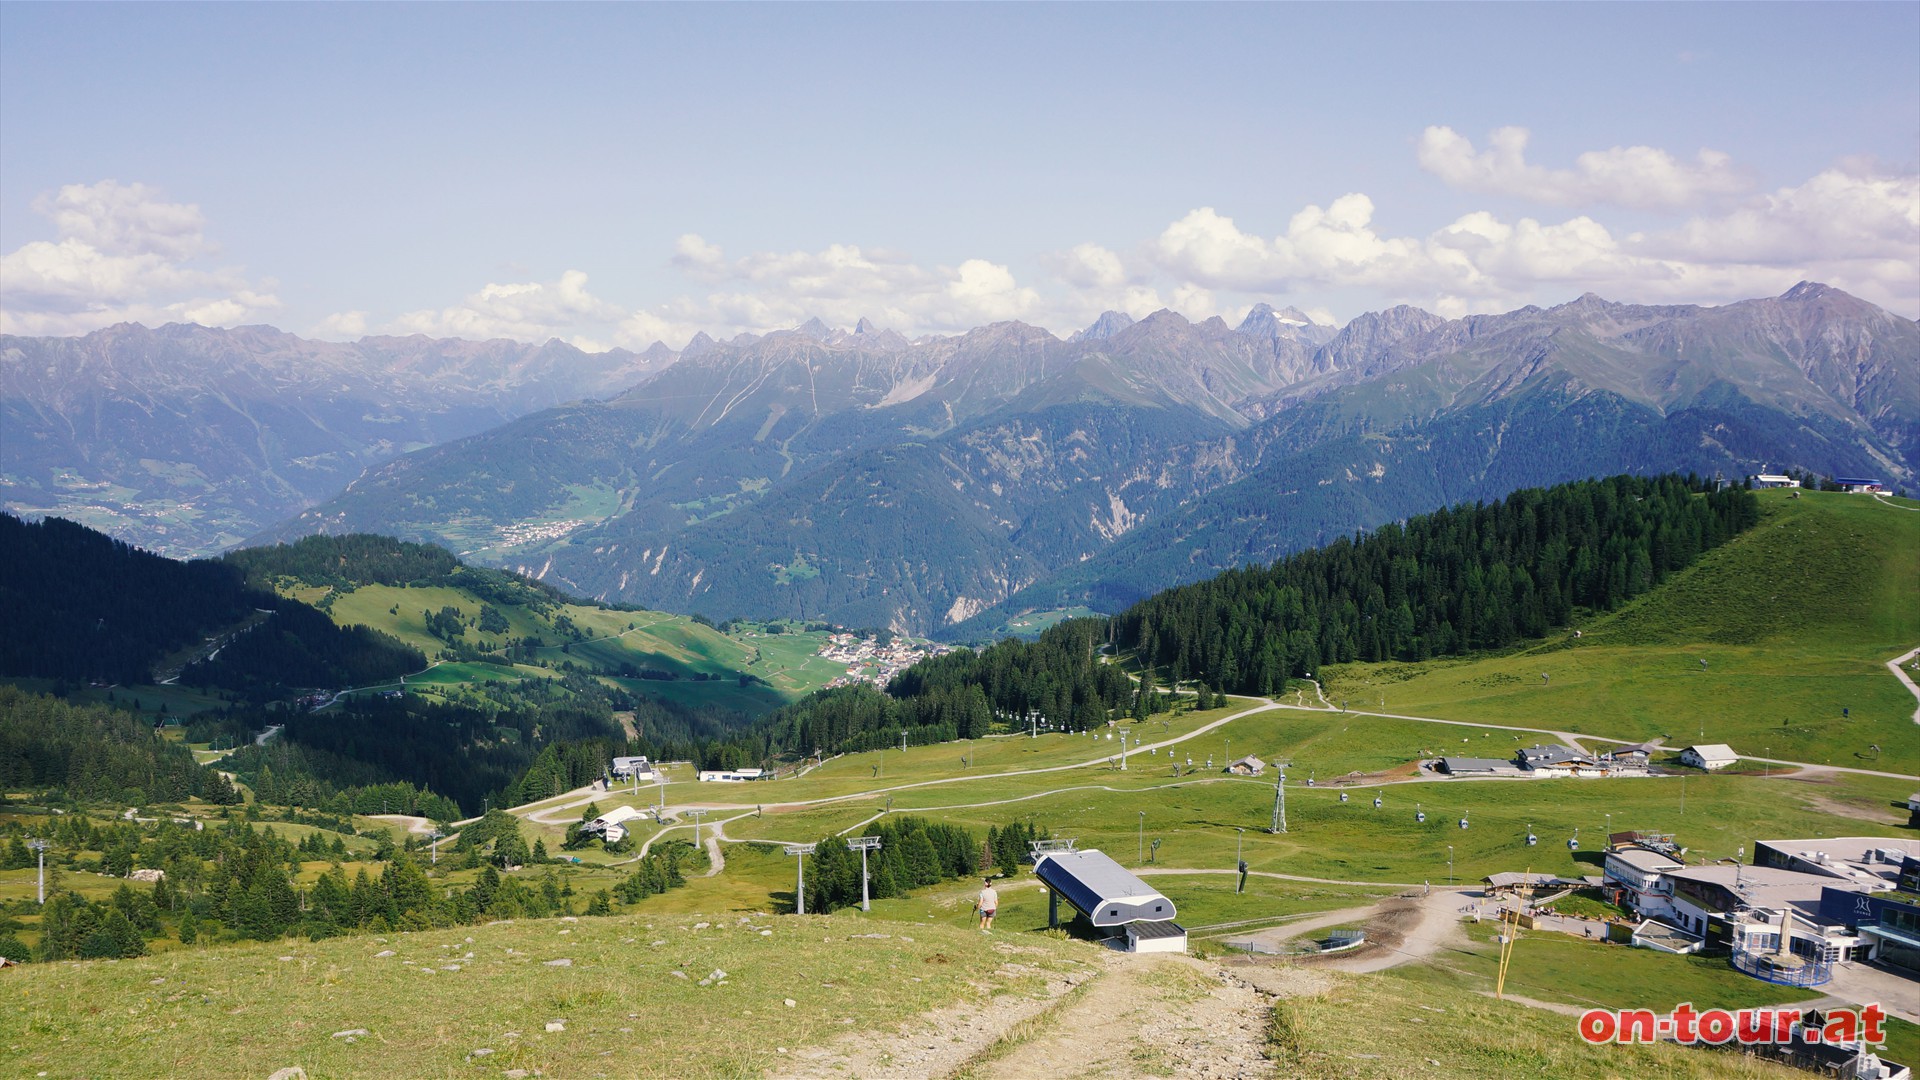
[[697, 474, 1762, 766], [0, 514, 420, 692]]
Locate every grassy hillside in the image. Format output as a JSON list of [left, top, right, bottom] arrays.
[[8, 896, 1844, 1080], [569, 678, 1907, 889], [1323, 491, 1920, 771], [313, 583, 841, 714], [226, 533, 849, 715], [1277, 969, 1813, 1079], [3, 908, 1089, 1079]]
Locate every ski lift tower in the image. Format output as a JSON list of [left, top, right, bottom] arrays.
[[1269, 764, 1288, 834], [26, 839, 48, 904], [846, 836, 882, 911], [785, 843, 818, 914]]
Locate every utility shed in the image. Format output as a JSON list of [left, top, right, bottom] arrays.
[[1034, 848, 1183, 953], [1125, 919, 1189, 954]]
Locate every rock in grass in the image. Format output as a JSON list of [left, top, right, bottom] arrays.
[[330, 1029, 370, 1041], [543, 958, 572, 967], [267, 1069, 307, 1080], [784, 998, 797, 1008], [545, 1020, 565, 1033], [374, 950, 395, 958]]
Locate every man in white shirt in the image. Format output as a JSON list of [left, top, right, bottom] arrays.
[[976, 878, 999, 933]]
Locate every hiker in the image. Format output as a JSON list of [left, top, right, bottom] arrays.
[[976, 878, 998, 933]]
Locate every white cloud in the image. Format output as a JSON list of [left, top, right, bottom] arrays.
[[1169, 283, 1217, 321], [1051, 243, 1128, 289], [33, 180, 213, 259], [1418, 125, 1752, 210], [393, 270, 626, 348], [945, 259, 1040, 323], [1038, 243, 1172, 326], [1144, 165, 1920, 319], [0, 180, 280, 335], [643, 236, 1044, 338], [312, 310, 369, 339], [670, 233, 727, 279], [1646, 166, 1920, 265], [1149, 201, 1433, 294]]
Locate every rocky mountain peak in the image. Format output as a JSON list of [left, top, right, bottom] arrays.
[[1782, 281, 1835, 303], [1069, 310, 1137, 342]]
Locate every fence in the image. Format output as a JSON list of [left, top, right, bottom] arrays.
[[1731, 947, 1832, 987]]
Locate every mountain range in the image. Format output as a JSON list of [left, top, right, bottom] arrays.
[[0, 324, 669, 555], [5, 284, 1914, 636]]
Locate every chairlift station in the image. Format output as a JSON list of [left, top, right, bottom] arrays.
[[1032, 846, 1186, 954]]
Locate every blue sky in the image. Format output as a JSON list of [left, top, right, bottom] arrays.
[[3, 2, 1916, 346]]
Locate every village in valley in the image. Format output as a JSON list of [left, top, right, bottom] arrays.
[[816, 631, 954, 689]]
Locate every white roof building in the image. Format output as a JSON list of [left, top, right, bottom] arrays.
[[611, 756, 656, 779], [582, 804, 649, 844], [1679, 744, 1739, 769]]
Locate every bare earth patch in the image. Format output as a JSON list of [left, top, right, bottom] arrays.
[[776, 947, 1288, 1080], [772, 943, 1104, 1079], [971, 953, 1274, 1080]]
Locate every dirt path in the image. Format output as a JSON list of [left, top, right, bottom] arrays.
[[1219, 888, 1475, 976], [972, 952, 1275, 1080], [1322, 889, 1472, 974], [773, 944, 1104, 1079], [1885, 644, 1920, 725], [776, 947, 1290, 1080], [1138, 866, 1430, 890], [367, 814, 438, 836], [1217, 903, 1382, 953], [519, 784, 620, 824]]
